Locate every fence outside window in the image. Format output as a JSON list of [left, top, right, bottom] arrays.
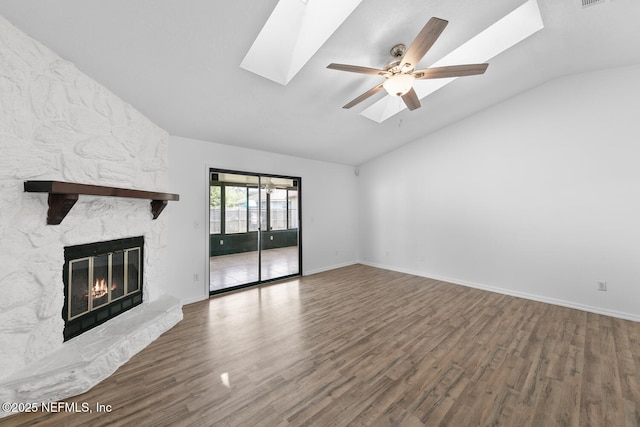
[[210, 184, 298, 235]]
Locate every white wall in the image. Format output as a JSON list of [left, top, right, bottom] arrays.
[[168, 135, 359, 304], [357, 64, 640, 321]]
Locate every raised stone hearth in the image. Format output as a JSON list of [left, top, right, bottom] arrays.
[[0, 295, 182, 413]]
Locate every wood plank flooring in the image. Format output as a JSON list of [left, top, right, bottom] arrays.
[[3, 264, 639, 426]]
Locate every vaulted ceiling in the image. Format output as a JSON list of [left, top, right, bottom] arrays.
[[1, 0, 639, 165]]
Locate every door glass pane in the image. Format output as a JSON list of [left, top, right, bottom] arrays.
[[69, 259, 90, 318], [261, 179, 300, 281], [209, 186, 221, 234], [288, 189, 298, 229], [225, 186, 247, 234], [92, 254, 109, 308], [111, 251, 125, 300], [127, 249, 141, 293], [260, 188, 268, 232], [248, 187, 259, 232], [270, 189, 287, 231], [210, 173, 259, 293]]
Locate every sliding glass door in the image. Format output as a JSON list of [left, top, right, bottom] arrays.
[[260, 180, 300, 281], [209, 169, 301, 294]]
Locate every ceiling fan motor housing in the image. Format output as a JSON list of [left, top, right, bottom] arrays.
[[390, 43, 406, 58], [385, 44, 407, 72]]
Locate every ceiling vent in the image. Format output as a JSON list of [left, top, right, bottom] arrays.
[[582, 0, 607, 8]]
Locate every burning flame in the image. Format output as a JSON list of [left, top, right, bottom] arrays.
[[92, 278, 108, 299], [85, 278, 119, 301]]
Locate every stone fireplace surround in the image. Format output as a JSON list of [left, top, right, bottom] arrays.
[[0, 16, 182, 418]]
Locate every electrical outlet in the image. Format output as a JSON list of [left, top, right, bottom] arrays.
[[220, 240, 224, 245], [193, 273, 199, 282], [597, 281, 607, 291]]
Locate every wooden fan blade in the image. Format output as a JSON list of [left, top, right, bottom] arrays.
[[400, 17, 448, 70], [327, 63, 388, 76], [401, 87, 421, 111], [343, 83, 385, 109], [413, 63, 489, 79]]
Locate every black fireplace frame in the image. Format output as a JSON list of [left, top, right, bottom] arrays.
[[62, 236, 144, 341]]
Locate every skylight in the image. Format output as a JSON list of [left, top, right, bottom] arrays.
[[240, 0, 364, 85], [361, 0, 545, 123]]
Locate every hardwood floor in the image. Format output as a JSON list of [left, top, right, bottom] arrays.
[[3, 264, 639, 426]]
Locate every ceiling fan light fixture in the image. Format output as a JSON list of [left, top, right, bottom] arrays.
[[383, 73, 415, 96]]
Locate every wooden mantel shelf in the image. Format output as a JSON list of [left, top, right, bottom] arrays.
[[24, 180, 180, 225]]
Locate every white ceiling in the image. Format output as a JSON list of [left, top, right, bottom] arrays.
[[0, 0, 639, 166]]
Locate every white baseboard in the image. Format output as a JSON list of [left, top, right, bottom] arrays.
[[359, 261, 640, 323], [182, 294, 208, 305], [304, 261, 358, 276]]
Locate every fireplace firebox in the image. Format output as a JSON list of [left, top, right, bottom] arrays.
[[63, 236, 144, 341]]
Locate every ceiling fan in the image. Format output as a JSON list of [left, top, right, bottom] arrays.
[[327, 17, 489, 111]]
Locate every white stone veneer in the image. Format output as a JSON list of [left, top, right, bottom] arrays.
[[0, 15, 182, 417]]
